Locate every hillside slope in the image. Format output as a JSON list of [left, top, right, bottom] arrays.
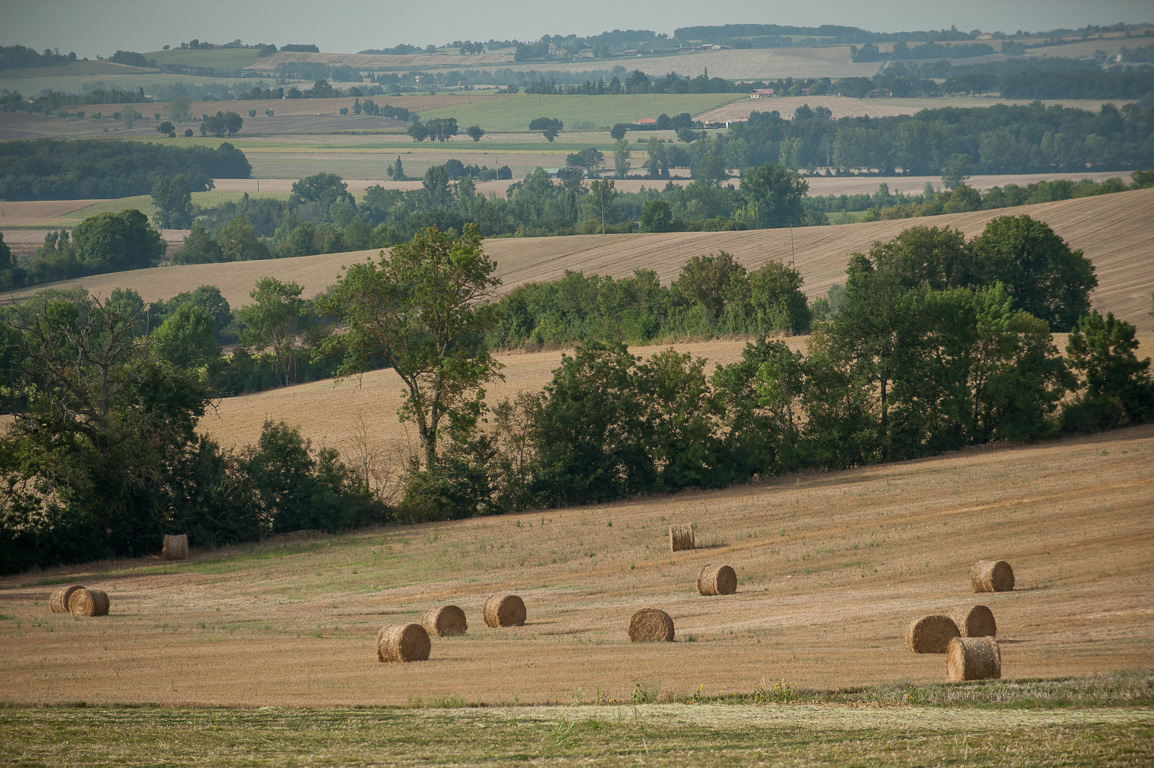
[[9, 188, 1152, 329], [0, 423, 1150, 706]]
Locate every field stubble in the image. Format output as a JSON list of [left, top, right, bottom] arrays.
[[2, 699, 1151, 767], [5, 187, 1152, 332], [0, 406, 1151, 707]]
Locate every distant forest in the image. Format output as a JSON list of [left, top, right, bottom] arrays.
[[0, 140, 252, 200]]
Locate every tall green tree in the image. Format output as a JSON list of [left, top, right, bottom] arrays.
[[638, 348, 722, 490], [639, 199, 673, 232], [290, 172, 353, 208], [216, 215, 271, 261], [827, 253, 906, 459], [237, 277, 311, 387], [589, 178, 617, 234], [529, 116, 563, 141], [172, 221, 222, 265], [528, 341, 653, 505], [712, 338, 807, 478], [738, 162, 807, 229], [0, 233, 24, 290], [0, 291, 212, 562], [151, 173, 193, 229], [970, 214, 1097, 331], [671, 251, 748, 321], [323, 224, 502, 470], [1063, 310, 1154, 430], [747, 260, 811, 335], [613, 139, 631, 179], [866, 225, 975, 291], [151, 304, 220, 369], [71, 209, 165, 273]]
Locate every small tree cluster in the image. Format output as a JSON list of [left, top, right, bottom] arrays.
[[200, 111, 243, 137]]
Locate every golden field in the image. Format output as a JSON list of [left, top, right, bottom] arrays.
[[7, 187, 1152, 331]]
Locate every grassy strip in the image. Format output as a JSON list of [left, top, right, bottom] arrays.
[[716, 670, 1154, 709], [1, 701, 1150, 767]]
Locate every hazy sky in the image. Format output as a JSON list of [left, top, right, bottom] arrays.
[[2, 0, 1151, 59]]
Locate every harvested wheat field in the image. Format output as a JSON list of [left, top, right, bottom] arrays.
[[196, 340, 782, 463], [0, 422, 1150, 707], [200, 333, 1147, 476], [696, 96, 1128, 125], [7, 188, 1151, 330]]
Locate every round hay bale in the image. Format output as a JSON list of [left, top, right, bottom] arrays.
[[905, 615, 960, 653], [162, 534, 189, 561], [697, 564, 737, 596], [951, 604, 997, 638], [946, 636, 1001, 682], [422, 604, 467, 637], [67, 588, 110, 617], [970, 560, 1014, 592], [669, 524, 696, 552], [376, 623, 431, 663], [628, 608, 675, 642], [50, 585, 84, 614], [482, 594, 526, 628]]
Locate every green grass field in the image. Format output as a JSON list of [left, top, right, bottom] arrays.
[[0, 70, 275, 99], [3, 673, 1150, 767], [417, 93, 748, 131], [143, 47, 263, 70]]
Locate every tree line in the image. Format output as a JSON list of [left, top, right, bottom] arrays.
[[711, 102, 1154, 176], [0, 287, 385, 574], [0, 139, 251, 201], [0, 44, 77, 69], [857, 173, 1148, 221], [2, 219, 1152, 572], [8, 159, 1146, 298], [386, 220, 1150, 517], [488, 255, 811, 349]]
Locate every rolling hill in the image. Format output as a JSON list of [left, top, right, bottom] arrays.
[[8, 187, 1152, 331], [0, 419, 1150, 706]]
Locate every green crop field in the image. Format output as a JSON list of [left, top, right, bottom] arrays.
[[0, 68, 275, 99], [416, 93, 748, 132], [143, 47, 264, 70]]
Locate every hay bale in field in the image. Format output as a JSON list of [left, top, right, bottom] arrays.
[[951, 604, 997, 638], [50, 585, 84, 614], [905, 615, 960, 653], [946, 636, 1001, 682], [669, 524, 695, 552], [697, 564, 737, 596], [422, 604, 467, 637], [482, 594, 526, 628], [376, 623, 431, 662], [67, 588, 110, 617], [162, 534, 189, 561], [970, 560, 1014, 592], [628, 608, 675, 642]]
